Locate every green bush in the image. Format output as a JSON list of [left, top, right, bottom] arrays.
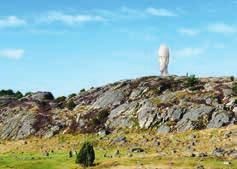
[[55, 96, 66, 103], [76, 142, 95, 167], [0, 89, 23, 99], [0, 89, 14, 96], [185, 75, 199, 88], [230, 76, 235, 81], [15, 91, 23, 99], [80, 89, 86, 93], [232, 82, 237, 96], [66, 100, 76, 110], [68, 93, 77, 99]]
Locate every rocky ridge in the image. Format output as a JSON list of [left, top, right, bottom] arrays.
[[0, 76, 237, 140]]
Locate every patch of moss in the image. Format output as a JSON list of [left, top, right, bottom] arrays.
[[166, 121, 177, 127], [150, 98, 162, 105]]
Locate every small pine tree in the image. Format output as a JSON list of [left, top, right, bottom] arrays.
[[69, 150, 73, 158], [15, 91, 23, 99], [185, 75, 199, 88], [76, 142, 95, 167]]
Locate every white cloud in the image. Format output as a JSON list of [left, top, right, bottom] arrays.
[[0, 16, 26, 28], [41, 11, 106, 25], [207, 23, 236, 34], [146, 8, 177, 16], [177, 28, 200, 36], [174, 47, 205, 57], [95, 7, 177, 21], [0, 49, 25, 59]]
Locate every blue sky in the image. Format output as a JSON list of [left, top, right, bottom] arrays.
[[0, 0, 237, 96]]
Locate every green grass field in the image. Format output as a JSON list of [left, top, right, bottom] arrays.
[[0, 125, 236, 169], [0, 151, 237, 169]]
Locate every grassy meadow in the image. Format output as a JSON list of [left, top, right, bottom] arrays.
[[0, 125, 236, 169]]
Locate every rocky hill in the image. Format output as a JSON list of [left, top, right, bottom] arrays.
[[0, 76, 236, 140]]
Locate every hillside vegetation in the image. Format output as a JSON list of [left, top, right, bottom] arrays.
[[0, 76, 237, 168]]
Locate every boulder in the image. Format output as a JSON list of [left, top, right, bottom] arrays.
[[207, 111, 232, 128], [130, 147, 144, 153], [212, 148, 225, 157], [222, 89, 233, 97], [112, 136, 127, 144], [226, 149, 237, 159], [23, 92, 54, 102], [168, 107, 184, 122], [157, 124, 171, 134], [92, 84, 130, 108], [176, 105, 215, 131]]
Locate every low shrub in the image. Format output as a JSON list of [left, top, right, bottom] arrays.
[[80, 89, 86, 93], [55, 96, 66, 103], [68, 93, 77, 99], [0, 89, 23, 99], [76, 142, 95, 167], [185, 75, 199, 88], [66, 100, 76, 110]]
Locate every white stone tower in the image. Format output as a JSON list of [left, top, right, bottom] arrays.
[[158, 44, 170, 76]]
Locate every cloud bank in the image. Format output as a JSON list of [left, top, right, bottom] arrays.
[[146, 8, 177, 17], [0, 16, 26, 28], [174, 47, 205, 57], [207, 23, 236, 34], [0, 49, 25, 59], [177, 28, 200, 36], [40, 11, 106, 25]]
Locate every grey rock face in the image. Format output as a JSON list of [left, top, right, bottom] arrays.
[[0, 76, 236, 140], [129, 87, 148, 100], [207, 111, 232, 128], [176, 105, 215, 131], [137, 100, 157, 129], [168, 107, 185, 122], [106, 102, 138, 129], [44, 126, 60, 138], [0, 111, 37, 140], [93, 89, 126, 108]]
